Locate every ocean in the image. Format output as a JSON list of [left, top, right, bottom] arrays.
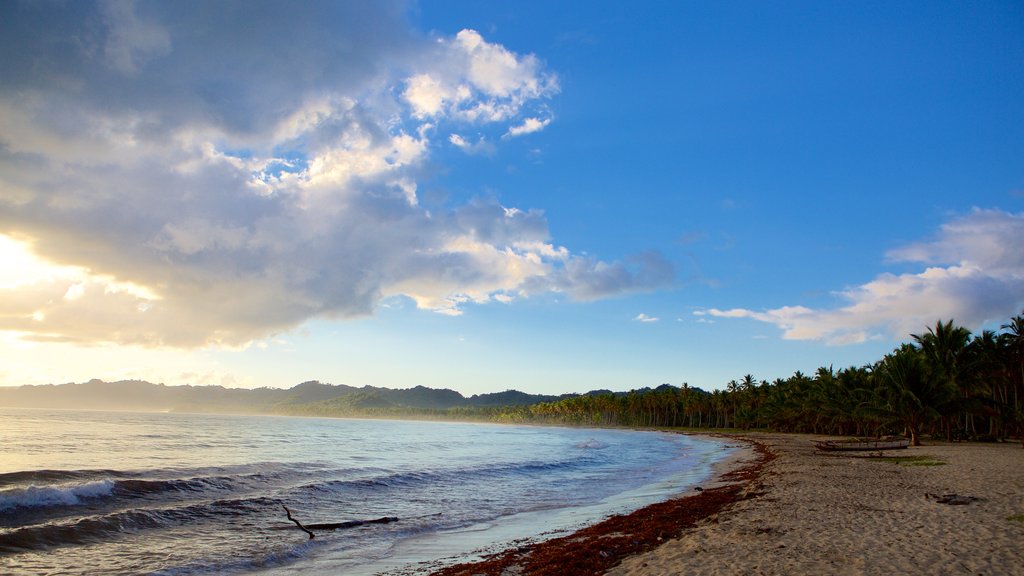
[[0, 408, 731, 575]]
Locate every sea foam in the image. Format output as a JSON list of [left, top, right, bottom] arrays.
[[0, 479, 115, 511]]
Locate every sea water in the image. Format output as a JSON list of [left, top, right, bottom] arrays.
[[0, 408, 731, 575]]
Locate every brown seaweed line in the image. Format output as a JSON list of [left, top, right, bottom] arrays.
[[430, 436, 774, 576]]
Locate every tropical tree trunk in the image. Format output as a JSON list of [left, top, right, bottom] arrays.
[[909, 423, 921, 447]]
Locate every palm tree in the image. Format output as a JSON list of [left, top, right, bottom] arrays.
[[963, 329, 1012, 438], [912, 319, 974, 439], [913, 320, 971, 371], [873, 344, 957, 446], [1002, 314, 1024, 401], [1001, 312, 1024, 447]]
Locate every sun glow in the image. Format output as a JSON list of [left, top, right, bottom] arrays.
[[0, 235, 83, 289], [0, 235, 160, 301]]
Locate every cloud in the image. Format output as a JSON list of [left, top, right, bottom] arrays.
[[529, 250, 675, 301], [702, 208, 1024, 344], [0, 2, 664, 348], [505, 117, 552, 138], [401, 29, 558, 123], [634, 313, 659, 323], [99, 0, 172, 74], [449, 133, 496, 155]]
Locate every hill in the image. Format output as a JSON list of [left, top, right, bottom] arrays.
[[0, 379, 574, 415]]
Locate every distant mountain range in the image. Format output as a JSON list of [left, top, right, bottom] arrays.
[[0, 379, 588, 415]]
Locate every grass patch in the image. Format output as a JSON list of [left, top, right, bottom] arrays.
[[869, 455, 946, 466], [1008, 514, 1024, 524]]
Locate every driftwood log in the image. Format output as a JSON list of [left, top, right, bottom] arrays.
[[281, 505, 399, 539]]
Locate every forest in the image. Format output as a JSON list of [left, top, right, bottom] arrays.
[[5, 313, 1021, 447], [276, 312, 1024, 447], [475, 312, 1024, 446]]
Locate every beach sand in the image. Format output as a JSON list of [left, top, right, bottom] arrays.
[[432, 433, 1024, 576], [611, 433, 1024, 576]]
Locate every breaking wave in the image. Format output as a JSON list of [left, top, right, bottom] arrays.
[[0, 479, 115, 512]]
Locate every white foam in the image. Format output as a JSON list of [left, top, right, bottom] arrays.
[[0, 479, 115, 511]]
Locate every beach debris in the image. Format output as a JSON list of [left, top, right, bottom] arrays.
[[926, 493, 980, 505], [281, 505, 399, 539], [431, 439, 776, 576], [283, 505, 316, 539], [304, 516, 400, 530]]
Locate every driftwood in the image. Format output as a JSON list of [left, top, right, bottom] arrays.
[[281, 505, 399, 538], [283, 505, 316, 539], [926, 492, 981, 505], [304, 516, 399, 530]]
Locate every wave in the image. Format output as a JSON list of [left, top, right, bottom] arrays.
[[0, 469, 125, 487], [148, 539, 321, 576], [0, 496, 282, 554], [0, 455, 604, 556], [0, 467, 301, 513], [0, 475, 238, 512], [0, 479, 115, 512], [113, 475, 239, 497], [0, 461, 314, 490], [292, 458, 587, 499], [0, 455, 592, 518]]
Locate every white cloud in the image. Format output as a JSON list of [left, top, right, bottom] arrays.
[[455, 29, 548, 98], [401, 29, 558, 123], [0, 4, 665, 348], [506, 117, 552, 137], [303, 131, 428, 191], [634, 313, 659, 323], [449, 133, 496, 155], [703, 208, 1024, 344], [403, 74, 452, 119]]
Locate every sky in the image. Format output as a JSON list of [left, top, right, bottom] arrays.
[[1, 0, 1022, 395]]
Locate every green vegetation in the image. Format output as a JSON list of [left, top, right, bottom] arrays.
[[1008, 514, 1024, 524], [3, 311, 1022, 449], [403, 312, 1023, 447], [308, 311, 1021, 446], [245, 311, 1024, 448], [869, 455, 946, 466]]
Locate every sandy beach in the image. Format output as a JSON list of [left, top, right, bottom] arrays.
[[612, 433, 1024, 576], [433, 433, 1024, 576]]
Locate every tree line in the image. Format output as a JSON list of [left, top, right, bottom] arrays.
[[475, 312, 1024, 446]]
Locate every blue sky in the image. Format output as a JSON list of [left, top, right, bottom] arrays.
[[0, 1, 1021, 395]]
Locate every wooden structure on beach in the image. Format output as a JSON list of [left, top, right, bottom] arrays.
[[813, 438, 910, 451]]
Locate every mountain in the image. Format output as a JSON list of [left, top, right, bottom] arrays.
[[466, 389, 564, 406], [0, 379, 575, 415]]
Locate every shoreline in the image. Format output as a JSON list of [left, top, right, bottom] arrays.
[[428, 433, 1024, 576], [428, 434, 772, 576]]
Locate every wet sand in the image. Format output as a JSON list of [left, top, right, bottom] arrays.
[[431, 433, 1024, 576], [429, 435, 771, 576]]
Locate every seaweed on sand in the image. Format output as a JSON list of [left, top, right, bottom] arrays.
[[431, 438, 774, 576]]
